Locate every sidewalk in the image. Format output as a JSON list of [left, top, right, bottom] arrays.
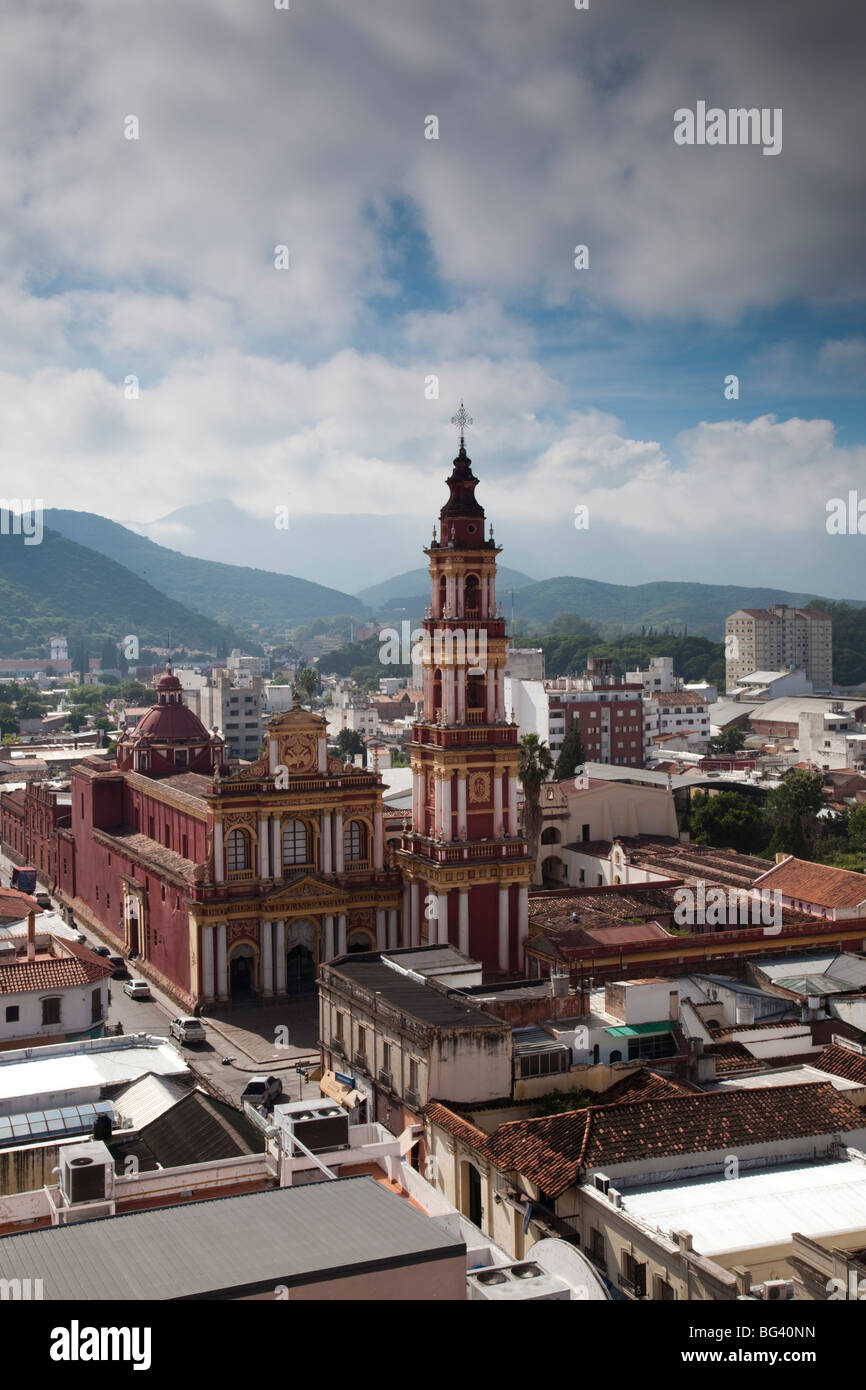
[[201, 996, 321, 1067]]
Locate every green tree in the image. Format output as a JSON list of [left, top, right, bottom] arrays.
[[64, 711, 87, 733], [554, 725, 586, 781], [518, 733, 554, 884], [529, 1087, 594, 1118], [0, 704, 19, 738], [335, 728, 366, 762], [295, 666, 322, 702], [690, 790, 768, 854], [711, 727, 747, 754], [766, 770, 825, 858]]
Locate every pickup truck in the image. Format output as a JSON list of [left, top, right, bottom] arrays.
[[241, 1075, 282, 1109], [170, 1017, 206, 1046]]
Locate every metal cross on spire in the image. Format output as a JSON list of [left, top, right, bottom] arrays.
[[451, 400, 473, 448]]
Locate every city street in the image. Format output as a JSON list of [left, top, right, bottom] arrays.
[[0, 842, 323, 1108]]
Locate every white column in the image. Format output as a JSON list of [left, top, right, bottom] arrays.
[[455, 574, 464, 618], [258, 816, 270, 879], [335, 813, 344, 872], [496, 669, 506, 722], [402, 882, 411, 945], [486, 673, 496, 722], [271, 816, 281, 877], [433, 776, 441, 838], [317, 736, 327, 773], [324, 914, 335, 960], [213, 822, 225, 883], [441, 774, 452, 842], [387, 908, 398, 950], [493, 773, 504, 838], [498, 887, 510, 973], [446, 575, 456, 614], [508, 773, 519, 837], [444, 669, 455, 723], [216, 923, 228, 999], [374, 811, 384, 869], [482, 574, 490, 619], [437, 891, 450, 946], [337, 913, 347, 955], [457, 774, 467, 840], [376, 909, 386, 950], [274, 921, 286, 992], [322, 812, 332, 873], [458, 890, 469, 957], [269, 739, 279, 774], [410, 882, 420, 947], [456, 668, 466, 723], [261, 920, 274, 995], [203, 924, 215, 999], [518, 886, 529, 969]]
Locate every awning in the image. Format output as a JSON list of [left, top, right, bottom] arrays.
[[319, 1070, 365, 1110], [604, 1022, 673, 1038]]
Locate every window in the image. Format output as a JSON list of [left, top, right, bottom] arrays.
[[382, 1043, 391, 1075], [655, 1275, 675, 1300], [344, 820, 367, 862], [106, 893, 110, 910], [408, 1058, 419, 1093], [226, 829, 251, 872], [175, 748, 188, 766], [91, 988, 102, 1023], [95, 885, 99, 902], [42, 997, 61, 1026], [334, 1011, 344, 1040], [621, 1251, 647, 1298], [5, 1005, 19, 1023], [590, 1228, 605, 1265], [518, 1049, 569, 1078], [282, 820, 308, 867], [356, 1025, 366, 1061]]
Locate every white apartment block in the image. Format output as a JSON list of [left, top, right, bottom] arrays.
[[725, 606, 832, 692], [644, 692, 711, 755], [624, 656, 680, 695], [186, 670, 266, 760]]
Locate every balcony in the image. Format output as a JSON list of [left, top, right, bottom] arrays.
[[404, 1088, 420, 1107], [378, 1069, 392, 1088], [466, 708, 485, 724], [354, 1053, 367, 1070], [226, 868, 255, 883]]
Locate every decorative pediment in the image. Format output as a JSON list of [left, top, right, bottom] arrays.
[[264, 874, 336, 904]]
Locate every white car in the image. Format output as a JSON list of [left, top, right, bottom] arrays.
[[123, 980, 151, 1000], [170, 1016, 206, 1045]]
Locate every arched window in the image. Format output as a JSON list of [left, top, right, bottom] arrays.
[[226, 829, 251, 873], [610, 1050, 622, 1064], [465, 573, 480, 616], [344, 820, 367, 863], [282, 819, 309, 867], [541, 827, 562, 845]]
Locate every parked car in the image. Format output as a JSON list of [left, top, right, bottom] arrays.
[[93, 946, 111, 958], [241, 1075, 283, 1109], [170, 1017, 206, 1046], [34, 892, 52, 910], [72, 931, 87, 944], [123, 980, 151, 1000], [108, 956, 129, 979]]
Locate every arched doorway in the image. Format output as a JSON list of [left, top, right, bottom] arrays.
[[229, 943, 256, 1000], [542, 855, 567, 887], [285, 918, 318, 995], [347, 930, 374, 953]]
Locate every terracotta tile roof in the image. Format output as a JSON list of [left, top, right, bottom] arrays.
[[425, 1082, 861, 1197], [653, 693, 709, 708], [593, 1068, 690, 1105], [754, 857, 866, 909], [0, 888, 41, 918], [716, 1019, 807, 1036], [0, 941, 113, 994], [814, 1044, 866, 1086], [703, 1042, 763, 1075]]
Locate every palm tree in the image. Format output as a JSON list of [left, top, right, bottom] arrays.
[[518, 733, 554, 885]]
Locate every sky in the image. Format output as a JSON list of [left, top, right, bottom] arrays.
[[2, 0, 865, 594]]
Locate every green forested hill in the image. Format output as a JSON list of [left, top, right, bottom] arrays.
[[45, 510, 366, 633], [0, 525, 235, 654]]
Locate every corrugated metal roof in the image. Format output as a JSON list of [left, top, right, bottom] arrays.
[[327, 957, 506, 1031], [113, 1074, 190, 1129], [0, 1176, 464, 1300]]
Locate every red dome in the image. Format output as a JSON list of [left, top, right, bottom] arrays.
[[132, 702, 210, 742]]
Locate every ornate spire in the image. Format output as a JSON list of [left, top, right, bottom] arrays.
[[451, 399, 473, 451]]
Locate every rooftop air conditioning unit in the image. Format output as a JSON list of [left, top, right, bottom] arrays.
[[467, 1262, 571, 1302], [274, 1099, 350, 1154], [761, 1280, 794, 1301], [594, 1174, 610, 1195], [59, 1140, 114, 1205]]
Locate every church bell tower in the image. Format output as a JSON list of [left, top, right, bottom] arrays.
[[396, 405, 532, 974]]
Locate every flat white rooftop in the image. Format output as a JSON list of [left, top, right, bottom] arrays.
[[0, 1038, 188, 1113], [708, 1065, 864, 1095], [621, 1159, 866, 1259]]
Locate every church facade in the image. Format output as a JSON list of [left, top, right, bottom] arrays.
[[58, 672, 403, 1010]]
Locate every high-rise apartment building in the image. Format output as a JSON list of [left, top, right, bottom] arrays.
[[725, 605, 832, 692]]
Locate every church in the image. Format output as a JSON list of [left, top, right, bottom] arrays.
[[56, 413, 531, 1008]]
